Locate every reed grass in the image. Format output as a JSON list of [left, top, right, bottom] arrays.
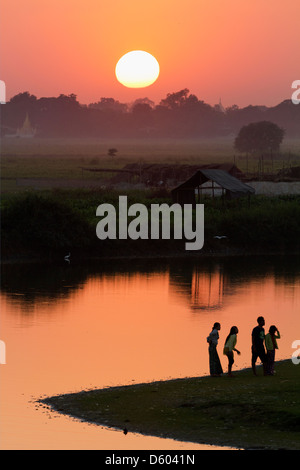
[[1, 189, 299, 260]]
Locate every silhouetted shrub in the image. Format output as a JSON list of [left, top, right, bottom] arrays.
[[1, 193, 93, 250]]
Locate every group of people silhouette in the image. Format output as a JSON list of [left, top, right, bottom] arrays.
[[207, 316, 280, 377]]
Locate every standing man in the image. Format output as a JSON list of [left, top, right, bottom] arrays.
[[251, 316, 267, 375]]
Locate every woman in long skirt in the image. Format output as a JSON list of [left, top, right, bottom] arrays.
[[207, 322, 223, 376]]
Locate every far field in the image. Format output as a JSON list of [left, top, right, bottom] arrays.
[[1, 137, 300, 193]]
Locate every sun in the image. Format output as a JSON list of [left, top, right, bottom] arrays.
[[115, 51, 160, 88]]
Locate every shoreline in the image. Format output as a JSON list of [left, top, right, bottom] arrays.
[[40, 360, 300, 450], [1, 247, 299, 266]]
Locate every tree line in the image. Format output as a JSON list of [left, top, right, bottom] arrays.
[[1, 88, 299, 139]]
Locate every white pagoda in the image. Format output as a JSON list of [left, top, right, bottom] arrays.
[[17, 113, 36, 137]]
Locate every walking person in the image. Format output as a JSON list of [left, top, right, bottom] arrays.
[[251, 316, 267, 376], [223, 326, 240, 377], [265, 325, 281, 375], [207, 322, 223, 376]]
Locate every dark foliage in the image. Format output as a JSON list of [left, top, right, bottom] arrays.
[[234, 121, 285, 154], [1, 90, 299, 138]]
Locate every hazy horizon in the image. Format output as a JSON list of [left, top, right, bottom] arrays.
[[4, 89, 293, 109]]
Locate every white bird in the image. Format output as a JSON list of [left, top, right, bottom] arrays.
[[64, 252, 71, 263], [213, 235, 227, 239]]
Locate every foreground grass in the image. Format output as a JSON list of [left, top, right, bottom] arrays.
[[42, 360, 300, 450]]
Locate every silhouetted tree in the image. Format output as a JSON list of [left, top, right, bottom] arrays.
[[2, 91, 299, 138], [131, 97, 155, 109], [10, 92, 37, 104], [89, 97, 128, 113], [159, 88, 190, 109], [234, 121, 285, 154], [57, 93, 80, 108], [108, 148, 118, 157]]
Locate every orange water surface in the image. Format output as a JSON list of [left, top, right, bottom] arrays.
[[0, 256, 299, 449]]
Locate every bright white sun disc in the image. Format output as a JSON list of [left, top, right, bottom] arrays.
[[115, 51, 160, 88]]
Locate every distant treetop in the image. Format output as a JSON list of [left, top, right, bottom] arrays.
[[234, 121, 285, 154]]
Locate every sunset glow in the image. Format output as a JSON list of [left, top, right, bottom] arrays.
[[1, 0, 299, 106], [115, 51, 160, 88]]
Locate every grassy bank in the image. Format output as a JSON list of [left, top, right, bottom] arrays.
[[41, 360, 300, 450], [1, 189, 300, 262]]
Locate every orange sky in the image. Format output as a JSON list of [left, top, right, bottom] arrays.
[[1, 0, 299, 107]]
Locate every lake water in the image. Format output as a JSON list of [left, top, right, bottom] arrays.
[[1, 255, 299, 450]]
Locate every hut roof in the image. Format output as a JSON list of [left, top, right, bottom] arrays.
[[172, 169, 255, 196]]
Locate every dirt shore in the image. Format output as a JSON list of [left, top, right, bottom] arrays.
[[41, 360, 300, 450]]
